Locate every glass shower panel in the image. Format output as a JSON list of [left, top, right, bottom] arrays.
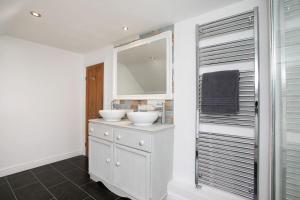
[[273, 0, 300, 199]]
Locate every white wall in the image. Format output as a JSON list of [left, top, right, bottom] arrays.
[[0, 36, 84, 176], [83, 1, 271, 199], [170, 0, 271, 200]]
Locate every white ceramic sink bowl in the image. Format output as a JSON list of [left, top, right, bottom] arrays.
[[127, 111, 159, 126], [99, 110, 126, 122]]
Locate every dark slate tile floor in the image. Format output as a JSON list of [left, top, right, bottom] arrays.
[[0, 156, 130, 200]]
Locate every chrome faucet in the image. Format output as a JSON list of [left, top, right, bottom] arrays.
[[111, 100, 115, 110], [157, 102, 166, 124]]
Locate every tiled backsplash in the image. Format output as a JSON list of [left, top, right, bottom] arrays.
[[112, 100, 174, 124]]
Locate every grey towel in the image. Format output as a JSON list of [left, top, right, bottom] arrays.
[[201, 70, 239, 115]]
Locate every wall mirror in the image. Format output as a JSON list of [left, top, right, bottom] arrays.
[[113, 31, 173, 99]]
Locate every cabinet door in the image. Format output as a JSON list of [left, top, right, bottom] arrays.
[[89, 136, 113, 183], [113, 144, 151, 200]]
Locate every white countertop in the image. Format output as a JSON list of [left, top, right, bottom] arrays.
[[89, 118, 174, 132]]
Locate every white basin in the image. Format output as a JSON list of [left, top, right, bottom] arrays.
[[127, 111, 159, 126], [99, 110, 126, 122]]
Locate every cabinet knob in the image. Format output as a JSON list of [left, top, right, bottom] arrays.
[[89, 128, 94, 132], [116, 135, 122, 140], [115, 162, 121, 167], [106, 158, 111, 163], [139, 140, 145, 146], [104, 131, 109, 136]]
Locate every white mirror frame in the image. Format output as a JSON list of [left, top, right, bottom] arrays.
[[113, 31, 173, 100]]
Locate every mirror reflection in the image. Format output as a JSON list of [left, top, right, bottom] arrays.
[[117, 39, 167, 95]]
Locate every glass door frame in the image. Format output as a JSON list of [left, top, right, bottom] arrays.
[[270, 0, 298, 199]]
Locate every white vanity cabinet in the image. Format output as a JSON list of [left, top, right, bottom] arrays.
[[88, 119, 174, 200]]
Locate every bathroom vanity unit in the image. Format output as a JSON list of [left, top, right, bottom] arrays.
[[88, 119, 174, 200]]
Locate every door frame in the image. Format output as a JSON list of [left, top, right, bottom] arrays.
[[85, 63, 104, 156]]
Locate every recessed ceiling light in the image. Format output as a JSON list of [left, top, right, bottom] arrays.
[[122, 26, 128, 31], [30, 11, 42, 17]]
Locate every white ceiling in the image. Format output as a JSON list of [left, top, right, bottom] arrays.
[[0, 0, 241, 53]]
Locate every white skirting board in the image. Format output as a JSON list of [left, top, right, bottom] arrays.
[[167, 180, 246, 200], [0, 150, 83, 177]]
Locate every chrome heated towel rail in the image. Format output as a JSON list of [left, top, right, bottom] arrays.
[[195, 8, 259, 200]]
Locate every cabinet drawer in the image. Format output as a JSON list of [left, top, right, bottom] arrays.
[[89, 123, 113, 142], [114, 128, 152, 152]]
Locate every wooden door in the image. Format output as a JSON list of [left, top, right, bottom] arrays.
[[86, 63, 104, 155]]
